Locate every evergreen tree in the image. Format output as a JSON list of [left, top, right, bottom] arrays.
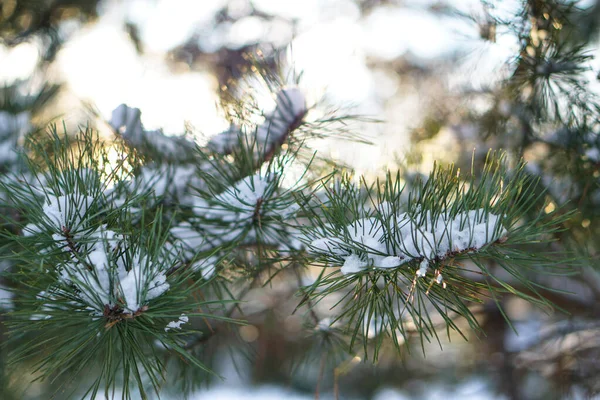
[[0, 0, 598, 399]]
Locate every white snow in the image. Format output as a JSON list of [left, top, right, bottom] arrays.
[[171, 222, 208, 251], [169, 223, 218, 279], [380, 256, 404, 269], [58, 240, 170, 314], [310, 207, 506, 277], [206, 88, 306, 155], [105, 163, 205, 209], [110, 104, 143, 138], [165, 313, 189, 332], [316, 317, 333, 331], [109, 104, 196, 157], [22, 190, 96, 239], [27, 202, 172, 316], [416, 260, 429, 277], [164, 170, 302, 272], [138, 164, 199, 198], [207, 124, 243, 154], [190, 256, 217, 279], [194, 172, 299, 245], [341, 254, 368, 274], [43, 193, 95, 232], [119, 255, 170, 313], [255, 88, 307, 147], [211, 173, 270, 220]]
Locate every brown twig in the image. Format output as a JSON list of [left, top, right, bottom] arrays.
[[314, 353, 327, 400]]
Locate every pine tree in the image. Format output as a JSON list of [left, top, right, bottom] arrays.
[[0, 70, 573, 398], [0, 0, 598, 399]]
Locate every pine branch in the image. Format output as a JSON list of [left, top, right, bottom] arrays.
[[297, 152, 574, 360]]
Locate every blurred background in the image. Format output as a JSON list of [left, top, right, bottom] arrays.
[[2, 0, 600, 399]]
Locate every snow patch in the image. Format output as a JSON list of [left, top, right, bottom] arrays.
[[165, 314, 189, 332]]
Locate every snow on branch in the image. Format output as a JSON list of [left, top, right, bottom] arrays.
[[166, 170, 304, 276], [207, 88, 307, 155], [25, 199, 171, 319], [164, 314, 189, 332], [192, 172, 302, 248], [309, 206, 506, 277], [109, 104, 196, 158], [22, 192, 95, 238], [302, 156, 535, 284], [11, 163, 175, 320]]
